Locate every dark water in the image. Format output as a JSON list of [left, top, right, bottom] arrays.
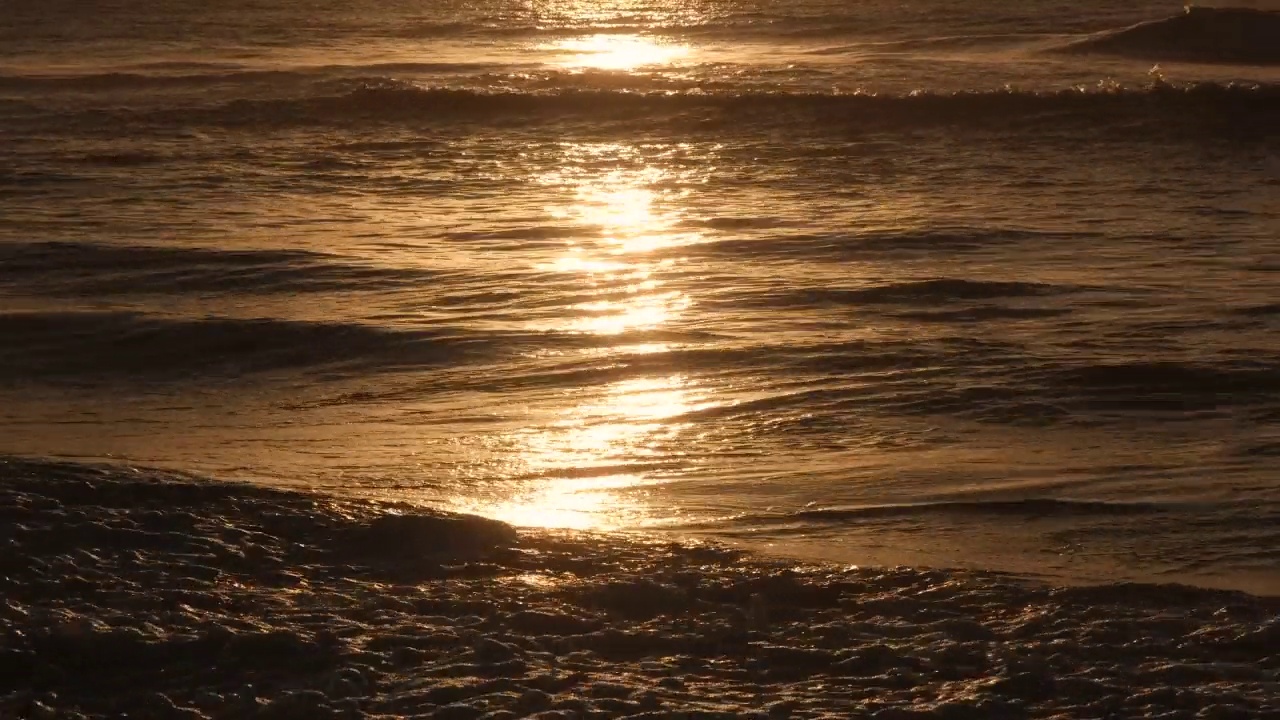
[[2, 0, 1278, 593]]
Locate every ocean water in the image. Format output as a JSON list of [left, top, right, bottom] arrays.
[[2, 0, 1278, 594]]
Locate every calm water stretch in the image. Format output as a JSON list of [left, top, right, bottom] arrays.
[[2, 0, 1278, 594]]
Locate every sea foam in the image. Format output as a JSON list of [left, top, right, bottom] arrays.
[[2, 457, 1278, 718]]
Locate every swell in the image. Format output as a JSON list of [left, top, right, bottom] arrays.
[[0, 70, 309, 92], [0, 312, 468, 381], [383, 17, 922, 41], [1051, 360, 1280, 408], [455, 333, 1280, 423], [379, 13, 1112, 42], [851, 357, 1280, 420], [1230, 302, 1280, 318], [0, 64, 513, 92], [130, 83, 1280, 132], [776, 278, 1074, 307], [0, 311, 713, 383], [684, 227, 1096, 260], [684, 342, 1280, 423], [1061, 8, 1280, 65], [0, 241, 433, 296]]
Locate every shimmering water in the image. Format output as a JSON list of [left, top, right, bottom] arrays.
[[2, 0, 1278, 593]]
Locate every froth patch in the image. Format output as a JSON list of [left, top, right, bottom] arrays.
[[2, 456, 1278, 719]]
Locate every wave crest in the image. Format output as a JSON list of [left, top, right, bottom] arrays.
[[0, 312, 459, 380], [172, 82, 1280, 133], [0, 242, 431, 296], [1063, 7, 1280, 64]]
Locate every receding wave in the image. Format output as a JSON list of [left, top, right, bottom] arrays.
[[691, 498, 1181, 532], [1061, 7, 1280, 64], [149, 83, 1280, 133], [0, 241, 432, 296], [797, 497, 1175, 519]]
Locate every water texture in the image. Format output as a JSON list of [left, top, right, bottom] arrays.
[[2, 0, 1278, 593]]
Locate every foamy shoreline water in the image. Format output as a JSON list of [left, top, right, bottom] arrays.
[[3, 456, 1277, 720]]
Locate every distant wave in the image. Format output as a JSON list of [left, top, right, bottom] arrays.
[[686, 227, 1096, 260], [796, 278, 1072, 305], [382, 16, 905, 41], [0, 310, 706, 382], [139, 82, 1280, 134], [1052, 360, 1280, 406], [0, 241, 432, 296], [736, 278, 1079, 322], [0, 312, 467, 381], [900, 358, 1280, 419], [1230, 302, 1280, 317], [1062, 7, 1280, 64], [0, 64, 511, 92], [0, 70, 306, 91]]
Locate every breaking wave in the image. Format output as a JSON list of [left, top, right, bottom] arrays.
[[1062, 7, 1280, 64]]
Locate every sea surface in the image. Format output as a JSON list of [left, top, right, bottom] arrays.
[[2, 0, 1278, 594]]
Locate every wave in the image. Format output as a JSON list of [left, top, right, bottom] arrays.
[[793, 497, 1176, 521], [0, 312, 471, 381], [0, 64, 512, 92], [818, 32, 1044, 55], [908, 358, 1280, 419], [0, 69, 309, 92], [793, 279, 1073, 306], [1062, 7, 1280, 64], [1052, 360, 1280, 405], [894, 306, 1073, 323], [382, 16, 897, 41], [734, 279, 1078, 323], [143, 82, 1279, 134], [710, 341, 1280, 423], [1230, 302, 1280, 317], [683, 497, 1195, 533], [686, 227, 1093, 260], [0, 241, 432, 296], [0, 310, 715, 383]]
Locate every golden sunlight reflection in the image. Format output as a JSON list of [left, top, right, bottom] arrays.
[[473, 375, 717, 530], [477, 474, 652, 530], [530, 145, 702, 337], [461, 143, 715, 531], [566, 290, 690, 335], [548, 34, 691, 71]]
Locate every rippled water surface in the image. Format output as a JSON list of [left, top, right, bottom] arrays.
[[2, 0, 1278, 593]]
